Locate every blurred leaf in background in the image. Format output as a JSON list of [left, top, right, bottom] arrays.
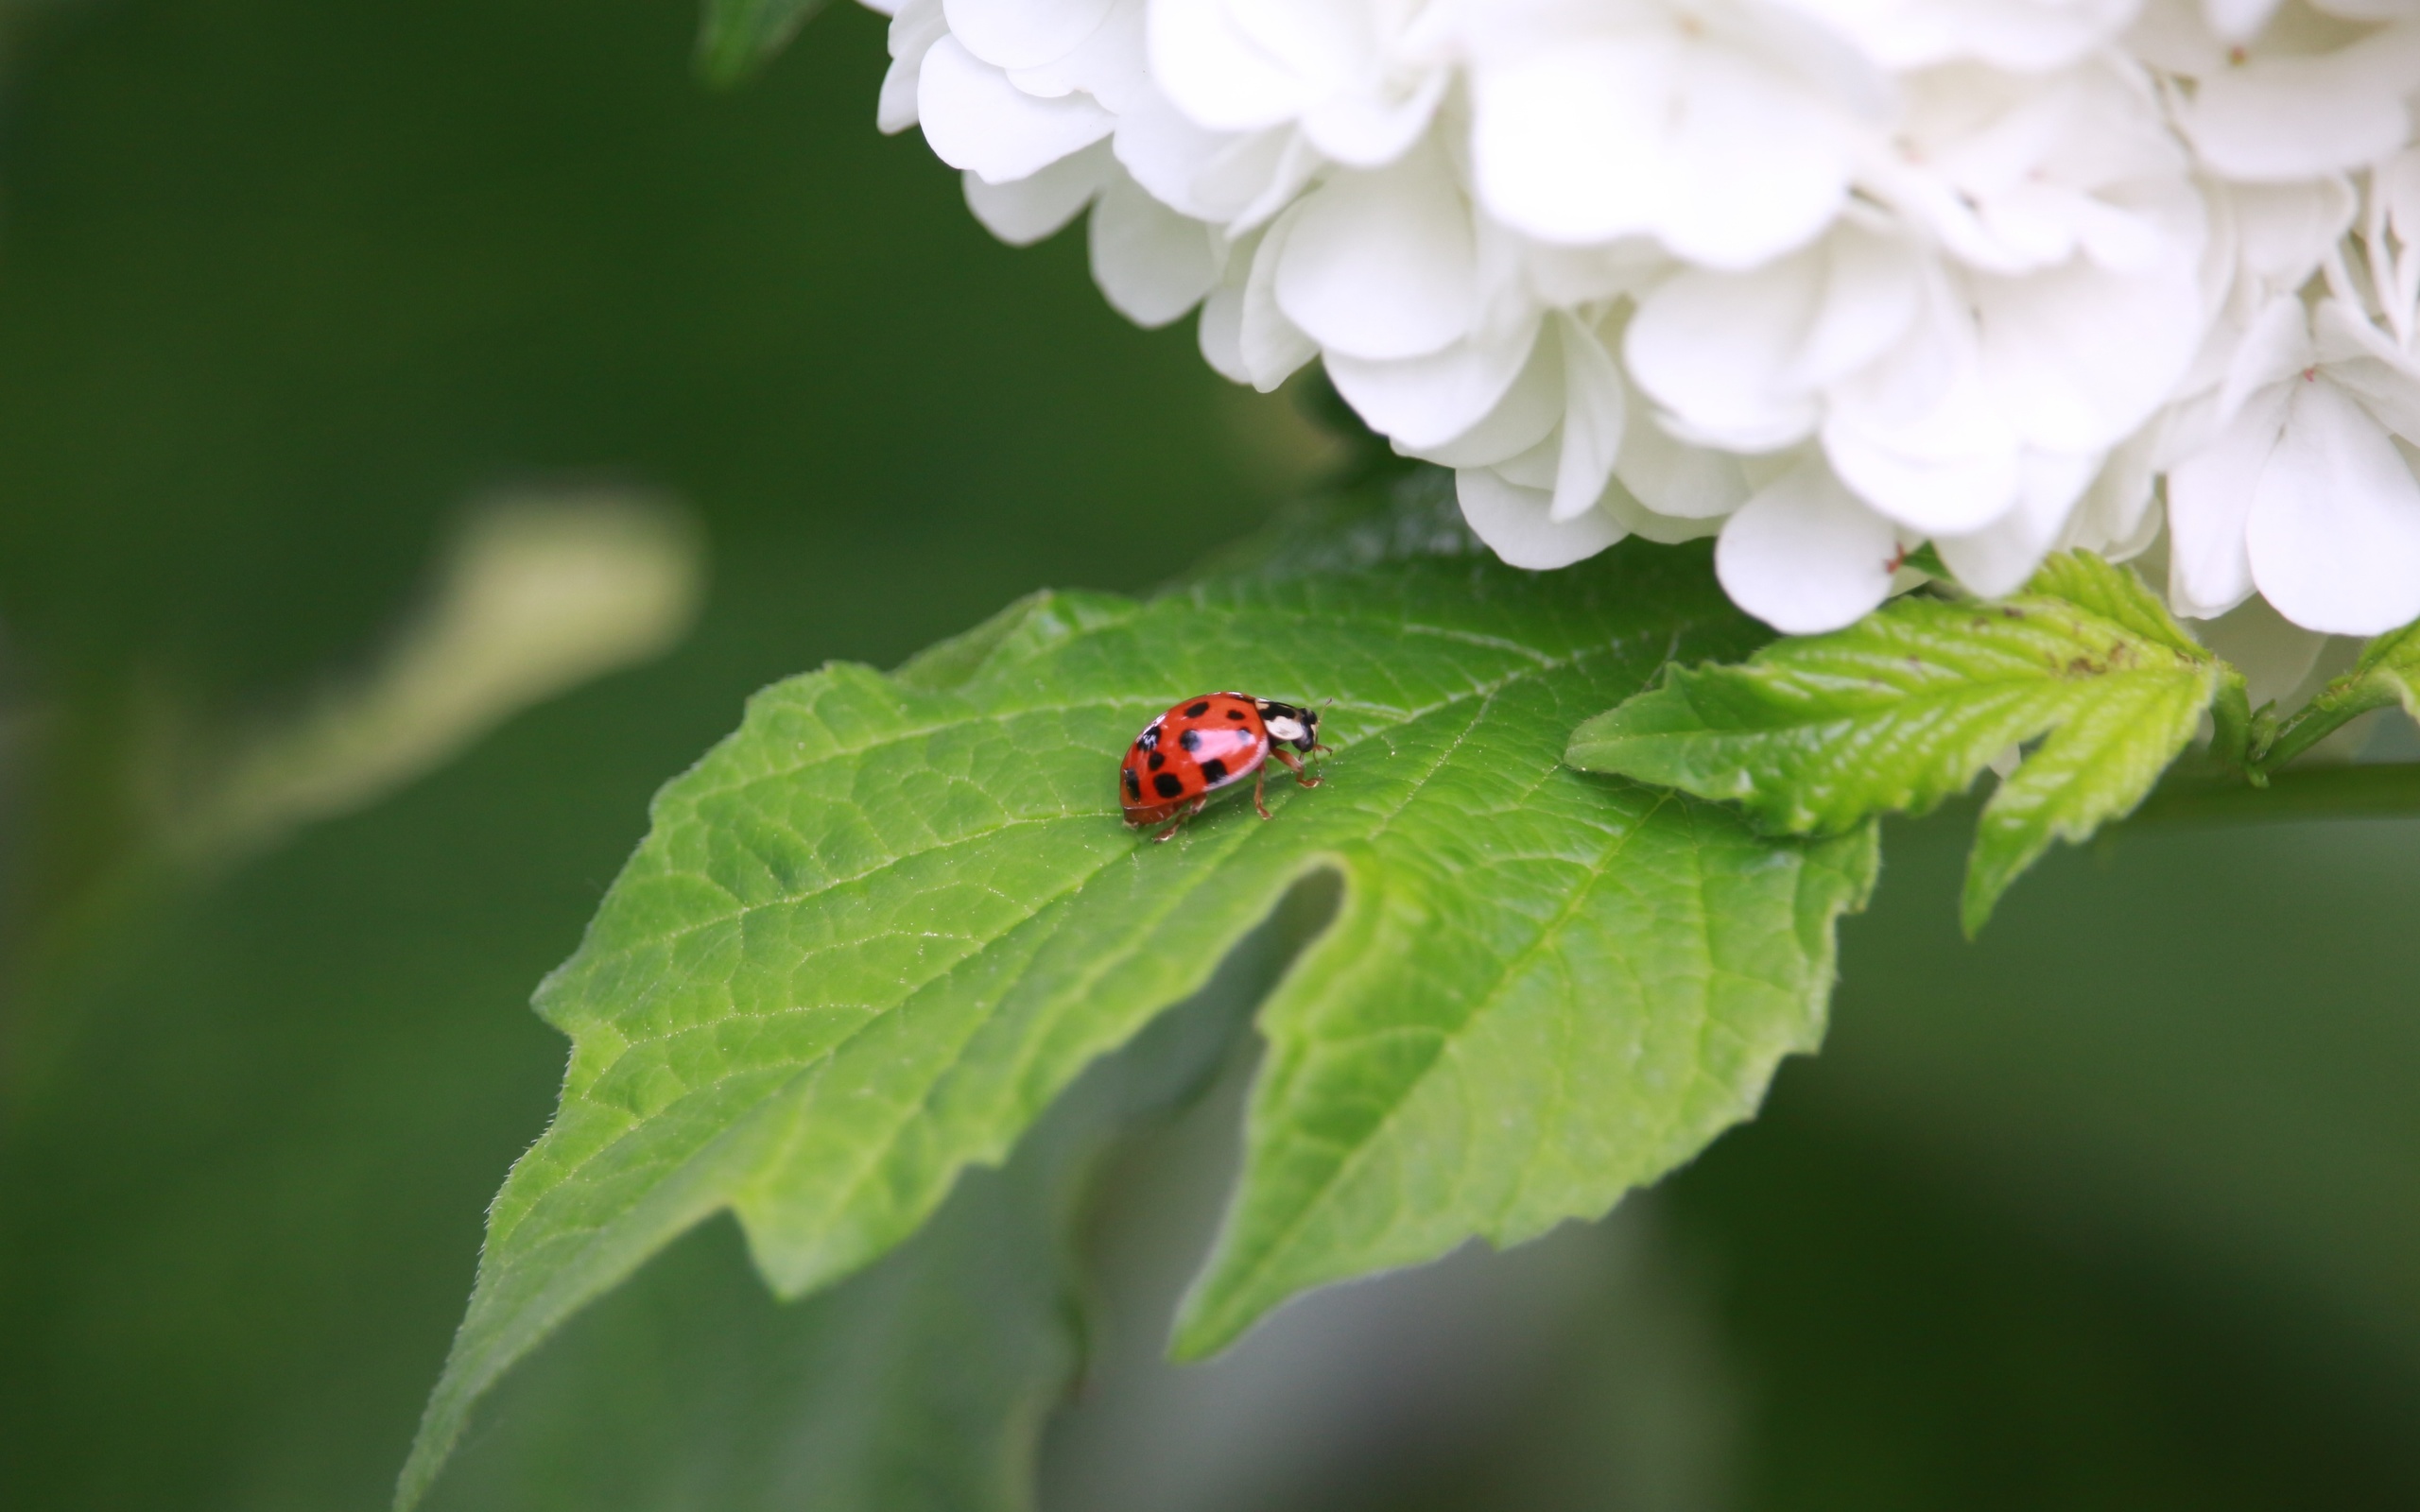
[[0, 0, 2414, 1510], [0, 0, 1296, 1504], [158, 488, 705, 869], [696, 0, 831, 85]]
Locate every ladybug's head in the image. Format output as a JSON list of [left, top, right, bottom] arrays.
[[1255, 698, 1321, 751]]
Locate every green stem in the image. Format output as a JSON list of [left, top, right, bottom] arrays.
[[2128, 762, 2420, 829], [2206, 668, 2256, 778], [2254, 675, 2396, 774]]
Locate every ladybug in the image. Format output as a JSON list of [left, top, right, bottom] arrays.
[[1119, 692, 1329, 841]]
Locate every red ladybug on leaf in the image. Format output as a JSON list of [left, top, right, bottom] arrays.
[[1119, 692, 1329, 842]]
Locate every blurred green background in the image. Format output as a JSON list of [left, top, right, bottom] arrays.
[[0, 0, 2413, 1508]]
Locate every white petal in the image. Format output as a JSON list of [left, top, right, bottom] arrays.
[[1715, 459, 1902, 634], [890, 0, 947, 64], [1968, 185, 2206, 453], [1470, 33, 1853, 266], [2184, 30, 2420, 182], [1977, 266, 2203, 455], [1006, 0, 1150, 112], [1198, 282, 1249, 383], [1893, 0, 2139, 69], [2132, 0, 2228, 73], [1089, 172, 1219, 327], [1624, 226, 1920, 453], [2309, 0, 2420, 19], [2217, 293, 2319, 422], [962, 142, 1114, 245], [1822, 299, 2023, 535], [1550, 316, 1627, 521], [1456, 468, 1626, 569], [918, 36, 1114, 185], [2166, 382, 2290, 618], [1328, 319, 1545, 454], [2380, 146, 2420, 247], [1600, 478, 1726, 543], [2191, 593, 2330, 710], [1301, 71, 1449, 168], [2061, 421, 2166, 561], [1469, 40, 1666, 247], [2201, 0, 2280, 40], [1614, 402, 1753, 520], [879, 57, 926, 133], [1225, 129, 1323, 233], [1935, 449, 2099, 596], [1148, 0, 1308, 132], [2248, 379, 2420, 634], [1646, 44, 1860, 268], [2314, 301, 2420, 441], [1275, 151, 1476, 361], [1240, 202, 1318, 389], [1795, 227, 1927, 387], [1114, 88, 1262, 220], [1820, 414, 2016, 537], [1490, 427, 1562, 490], [2221, 177, 2359, 294], [946, 0, 1115, 72], [879, 0, 951, 132], [1625, 254, 1826, 451]]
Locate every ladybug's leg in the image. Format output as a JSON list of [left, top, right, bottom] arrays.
[[1253, 766, 1273, 820], [1150, 798, 1207, 843], [1270, 747, 1323, 789]]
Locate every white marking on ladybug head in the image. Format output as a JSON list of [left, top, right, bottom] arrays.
[[1264, 714, 1307, 744]]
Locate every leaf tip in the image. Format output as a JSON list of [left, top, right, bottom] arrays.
[[1165, 1288, 1254, 1366], [692, 0, 832, 88], [1959, 836, 2026, 938], [1956, 884, 1997, 939], [390, 1407, 461, 1512]]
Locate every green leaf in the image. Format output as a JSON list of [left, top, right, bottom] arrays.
[[1566, 553, 2225, 935], [421, 913, 1288, 1512], [398, 476, 1876, 1505], [695, 0, 831, 86], [423, 1149, 1076, 1512]]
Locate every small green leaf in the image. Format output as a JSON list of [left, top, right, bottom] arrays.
[[2020, 551, 2206, 658], [1957, 669, 2210, 935], [398, 477, 1876, 1505], [695, 0, 831, 86], [1566, 553, 2223, 934]]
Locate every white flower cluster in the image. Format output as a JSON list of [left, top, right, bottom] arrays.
[[868, 0, 2420, 634]]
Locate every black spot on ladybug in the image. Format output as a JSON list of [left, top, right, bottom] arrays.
[[1123, 768, 1141, 800], [1148, 751, 1166, 770], [1226, 707, 1247, 719], [1199, 758, 1230, 784], [1184, 700, 1211, 717], [1136, 726, 1159, 750], [1179, 729, 1202, 753], [1152, 773, 1184, 799]]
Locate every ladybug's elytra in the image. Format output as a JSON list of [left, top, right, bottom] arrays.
[[1119, 692, 1329, 842]]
